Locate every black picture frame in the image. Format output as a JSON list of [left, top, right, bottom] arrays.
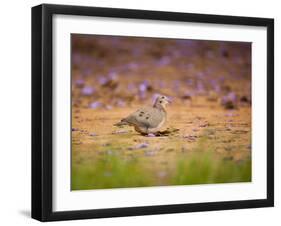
[[32, 3, 274, 222]]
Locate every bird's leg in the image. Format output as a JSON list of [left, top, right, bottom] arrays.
[[145, 128, 155, 137], [146, 133, 156, 137]]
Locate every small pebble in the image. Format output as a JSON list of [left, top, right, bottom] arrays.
[[183, 135, 197, 141], [112, 130, 128, 134], [89, 133, 97, 137], [199, 122, 209, 127]]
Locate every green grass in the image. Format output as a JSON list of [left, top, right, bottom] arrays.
[[72, 155, 154, 190], [171, 153, 251, 185], [171, 137, 251, 185], [71, 137, 251, 190]]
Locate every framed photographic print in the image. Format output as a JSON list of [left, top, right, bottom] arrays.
[[32, 4, 274, 221]]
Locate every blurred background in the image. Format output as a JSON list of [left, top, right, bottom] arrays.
[[71, 34, 251, 110]]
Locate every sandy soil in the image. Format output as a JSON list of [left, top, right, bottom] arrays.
[[72, 101, 251, 180]]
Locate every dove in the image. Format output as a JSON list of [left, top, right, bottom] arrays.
[[114, 95, 171, 135]]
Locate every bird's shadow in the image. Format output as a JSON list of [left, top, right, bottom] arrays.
[[113, 125, 179, 137], [151, 128, 180, 137]]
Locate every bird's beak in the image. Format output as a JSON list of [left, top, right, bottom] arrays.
[[167, 97, 172, 103]]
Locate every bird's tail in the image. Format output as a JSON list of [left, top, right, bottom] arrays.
[[113, 119, 128, 127]]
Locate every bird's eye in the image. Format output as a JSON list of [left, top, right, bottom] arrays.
[[161, 97, 165, 99], [160, 101, 162, 103]]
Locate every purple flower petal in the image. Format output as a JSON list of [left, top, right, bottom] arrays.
[[228, 92, 237, 102], [152, 93, 161, 102], [157, 56, 170, 66], [116, 99, 126, 107], [98, 76, 108, 85], [139, 91, 147, 99], [75, 79, 85, 87], [81, 86, 95, 96], [89, 101, 102, 109], [108, 71, 118, 80], [135, 143, 149, 149], [224, 111, 239, 117], [139, 83, 147, 92], [195, 81, 206, 94]]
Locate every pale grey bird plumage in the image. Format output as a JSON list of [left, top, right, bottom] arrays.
[[114, 95, 171, 134]]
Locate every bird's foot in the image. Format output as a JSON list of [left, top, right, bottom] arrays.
[[146, 133, 156, 137]]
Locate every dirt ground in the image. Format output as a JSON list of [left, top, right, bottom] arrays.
[[72, 98, 251, 187]]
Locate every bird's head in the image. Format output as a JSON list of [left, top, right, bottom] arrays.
[[153, 95, 171, 109]]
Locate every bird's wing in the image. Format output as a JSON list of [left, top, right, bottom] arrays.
[[123, 107, 164, 128]]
